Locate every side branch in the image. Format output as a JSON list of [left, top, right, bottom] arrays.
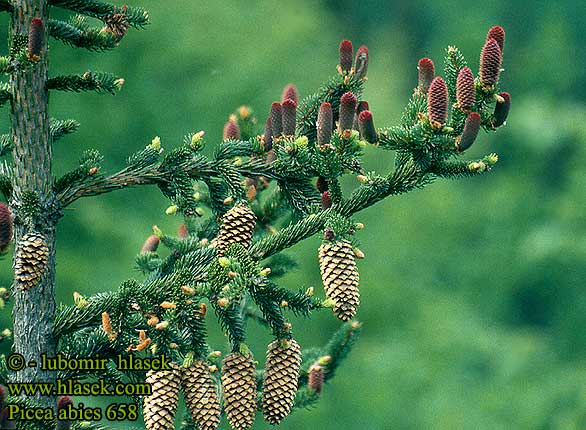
[[49, 0, 149, 28]]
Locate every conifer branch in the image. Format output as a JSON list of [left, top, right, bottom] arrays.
[[48, 18, 119, 51], [428, 153, 499, 178], [0, 134, 12, 156], [50, 118, 80, 141], [0, 82, 10, 106], [49, 0, 149, 28], [0, 0, 11, 12], [47, 71, 124, 94]]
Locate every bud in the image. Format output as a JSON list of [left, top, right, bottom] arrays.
[[140, 235, 160, 253], [486, 25, 505, 52], [479, 38, 502, 87], [281, 98, 297, 136], [417, 58, 435, 93], [456, 67, 475, 109], [182, 285, 195, 295], [317, 102, 333, 145], [269, 102, 283, 137], [217, 298, 229, 308], [155, 320, 169, 330], [218, 257, 231, 267], [321, 191, 332, 209], [457, 112, 482, 151], [316, 176, 328, 193], [160, 301, 177, 309], [259, 267, 271, 276], [28, 18, 44, 60], [358, 110, 377, 143], [281, 83, 299, 104], [101, 312, 116, 340], [178, 223, 188, 239], [263, 117, 273, 151], [427, 77, 448, 126], [353, 247, 365, 259], [190, 130, 205, 150], [223, 119, 240, 141], [165, 205, 178, 215], [339, 92, 357, 131], [492, 92, 510, 127], [354, 45, 369, 78], [339, 39, 353, 73], [223, 196, 234, 205], [147, 315, 159, 327], [0, 202, 12, 252]]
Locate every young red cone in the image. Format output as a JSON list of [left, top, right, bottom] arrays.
[[308, 365, 324, 394], [427, 77, 449, 126], [281, 83, 299, 104], [0, 408, 15, 430], [316, 176, 328, 193], [339, 92, 357, 131], [479, 38, 502, 87], [358, 111, 377, 143], [321, 191, 332, 209], [281, 98, 297, 136], [339, 39, 353, 73], [223, 120, 240, 141], [317, 102, 333, 145], [0, 203, 12, 252], [456, 67, 475, 109], [486, 25, 505, 52], [178, 224, 189, 239], [354, 45, 369, 78], [141, 235, 160, 253], [56, 396, 74, 430], [493, 92, 510, 127], [354, 100, 370, 129], [28, 18, 44, 60], [417, 58, 435, 93], [269, 102, 283, 137], [457, 112, 481, 151]]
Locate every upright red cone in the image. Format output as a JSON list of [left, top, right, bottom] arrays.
[[281, 98, 297, 136], [28, 18, 44, 60], [339, 92, 357, 131], [427, 77, 448, 126], [281, 84, 299, 104], [269, 102, 283, 137], [0, 203, 12, 252], [486, 26, 505, 52], [317, 102, 333, 145], [479, 39, 502, 87], [456, 67, 475, 110], [354, 45, 369, 78], [339, 40, 353, 73], [417, 58, 435, 93]]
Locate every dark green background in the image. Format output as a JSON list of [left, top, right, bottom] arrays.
[[1, 0, 585, 429]]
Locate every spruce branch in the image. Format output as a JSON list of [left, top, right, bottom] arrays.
[[50, 118, 80, 142], [0, 82, 10, 106], [0, 0, 11, 12], [0, 134, 12, 156], [47, 71, 124, 94], [49, 0, 149, 28], [48, 18, 119, 51], [428, 153, 499, 178]]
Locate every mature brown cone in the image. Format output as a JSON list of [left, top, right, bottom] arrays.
[[0, 203, 13, 251], [181, 361, 221, 430], [15, 232, 49, 290], [144, 363, 181, 430], [221, 353, 257, 430], [262, 339, 302, 425], [103, 12, 130, 41], [319, 239, 360, 321], [215, 203, 257, 255]]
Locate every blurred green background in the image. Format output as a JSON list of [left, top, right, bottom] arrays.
[[1, 0, 586, 429]]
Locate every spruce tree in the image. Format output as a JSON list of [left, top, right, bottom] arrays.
[[0, 1, 510, 428]]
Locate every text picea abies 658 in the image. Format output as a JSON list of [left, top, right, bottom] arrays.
[[221, 352, 257, 430], [181, 360, 221, 430], [15, 232, 49, 290], [215, 203, 257, 255], [262, 338, 302, 425], [319, 238, 360, 321], [143, 363, 181, 430]]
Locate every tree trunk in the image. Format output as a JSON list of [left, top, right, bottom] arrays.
[[9, 0, 57, 401]]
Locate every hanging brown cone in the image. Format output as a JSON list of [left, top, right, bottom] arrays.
[[281, 84, 299, 104], [317, 102, 333, 145], [308, 364, 324, 395], [103, 12, 130, 41], [141, 235, 160, 253], [318, 239, 360, 321], [457, 112, 481, 152], [181, 360, 221, 430], [493, 92, 510, 127], [215, 203, 257, 255], [479, 38, 502, 87], [486, 25, 505, 53], [281, 98, 297, 136], [339, 92, 357, 131], [143, 363, 181, 430], [262, 339, 302, 425], [417, 58, 435, 93], [339, 39, 353, 73], [456, 67, 475, 110], [28, 18, 44, 60], [427, 77, 448, 126], [0, 203, 12, 252], [15, 232, 49, 291], [221, 353, 257, 430]]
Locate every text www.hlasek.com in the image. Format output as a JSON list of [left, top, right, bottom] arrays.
[[7, 379, 152, 397]]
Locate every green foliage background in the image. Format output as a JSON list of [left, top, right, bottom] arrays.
[[1, 0, 586, 429]]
